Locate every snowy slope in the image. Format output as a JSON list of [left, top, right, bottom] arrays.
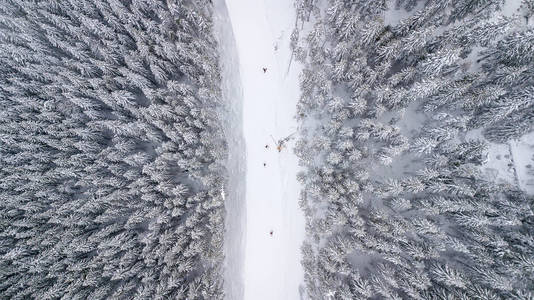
[[213, 2, 246, 299], [223, 0, 306, 299]]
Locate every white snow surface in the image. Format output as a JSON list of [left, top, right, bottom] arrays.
[[510, 131, 534, 195], [213, 2, 246, 299], [466, 129, 534, 195], [221, 0, 306, 299]]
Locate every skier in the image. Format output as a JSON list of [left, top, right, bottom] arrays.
[[270, 230, 273, 236], [265, 144, 269, 149], [263, 67, 267, 73], [271, 133, 295, 153], [263, 162, 267, 167]]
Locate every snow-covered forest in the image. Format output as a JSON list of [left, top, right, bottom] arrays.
[[293, 0, 534, 299], [0, 0, 227, 298], [1, 0, 533, 299]]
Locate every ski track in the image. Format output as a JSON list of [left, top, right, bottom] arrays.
[[222, 0, 306, 299]]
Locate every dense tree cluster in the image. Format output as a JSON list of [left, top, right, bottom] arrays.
[[0, 0, 226, 299], [294, 0, 534, 298]]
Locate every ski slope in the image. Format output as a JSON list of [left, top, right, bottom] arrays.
[[213, 2, 246, 299], [222, 0, 306, 299]]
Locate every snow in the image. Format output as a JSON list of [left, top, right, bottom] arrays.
[[510, 131, 534, 195], [482, 142, 518, 186], [466, 129, 534, 195], [213, 2, 246, 299], [384, 0, 425, 26], [502, 0, 522, 17], [218, 0, 306, 299]]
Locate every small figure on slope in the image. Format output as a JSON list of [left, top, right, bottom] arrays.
[[263, 67, 267, 73], [271, 133, 295, 153], [270, 230, 273, 236]]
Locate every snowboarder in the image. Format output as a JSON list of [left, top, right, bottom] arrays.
[[263, 67, 267, 73]]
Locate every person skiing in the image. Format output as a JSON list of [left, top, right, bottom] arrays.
[[270, 230, 273, 236], [263, 67, 267, 73], [271, 133, 295, 152]]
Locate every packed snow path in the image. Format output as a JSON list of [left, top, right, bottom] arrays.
[[224, 0, 306, 299]]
